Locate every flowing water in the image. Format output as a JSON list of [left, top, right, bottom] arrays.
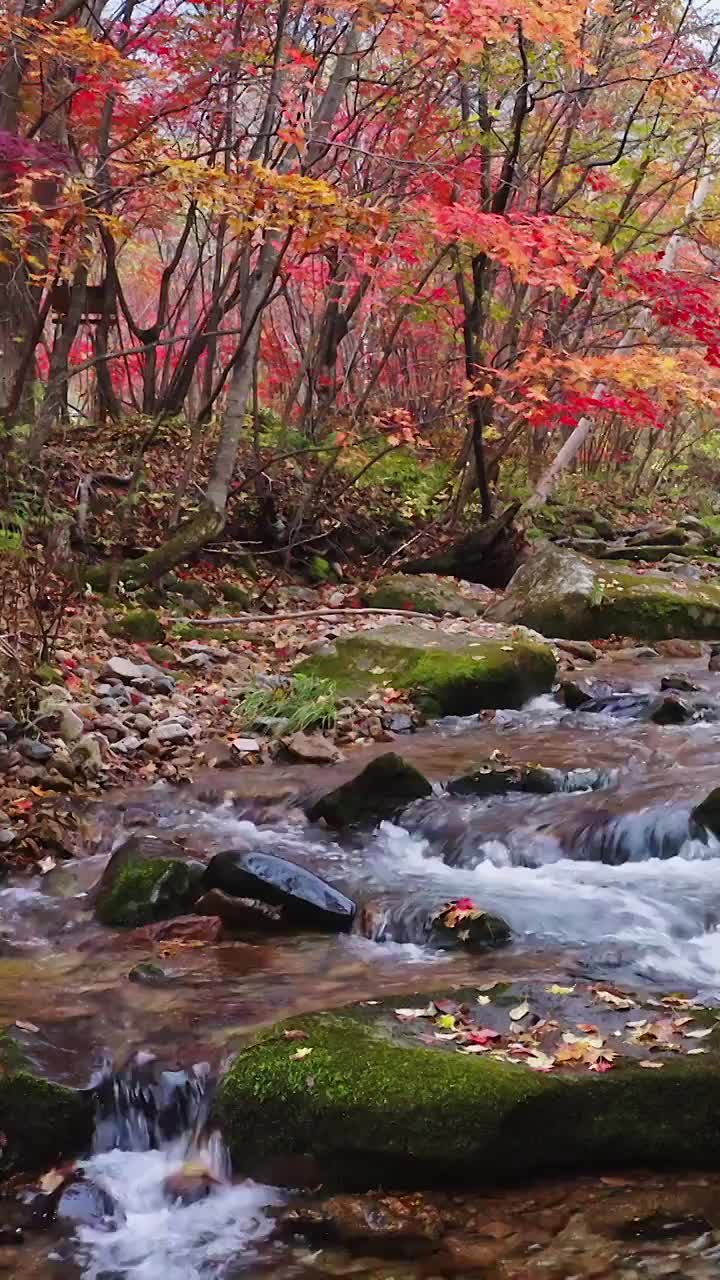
[[8, 652, 720, 1277]]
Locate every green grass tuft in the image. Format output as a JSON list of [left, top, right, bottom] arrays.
[[236, 672, 338, 736]]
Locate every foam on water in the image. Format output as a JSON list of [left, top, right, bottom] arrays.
[[74, 1143, 282, 1280]]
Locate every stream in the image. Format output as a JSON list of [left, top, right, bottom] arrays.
[[7, 651, 720, 1278]]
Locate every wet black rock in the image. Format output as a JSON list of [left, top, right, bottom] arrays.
[[306, 753, 432, 829], [559, 679, 594, 710], [128, 962, 169, 985], [204, 850, 356, 931], [648, 694, 693, 725], [710, 644, 720, 673], [691, 788, 720, 840], [447, 763, 557, 798], [358, 898, 511, 952], [661, 673, 700, 693], [0, 713, 19, 739], [56, 1178, 117, 1229]]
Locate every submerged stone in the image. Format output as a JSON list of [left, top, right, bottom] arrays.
[[203, 850, 356, 931], [307, 753, 432, 829], [93, 835, 203, 928], [487, 542, 720, 641], [296, 623, 556, 717]]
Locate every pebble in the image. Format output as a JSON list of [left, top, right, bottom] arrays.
[[17, 738, 53, 763], [132, 713, 154, 735], [148, 721, 192, 746], [59, 707, 84, 743], [113, 735, 142, 756]]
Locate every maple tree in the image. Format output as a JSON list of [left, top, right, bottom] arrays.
[[1, 0, 720, 568]]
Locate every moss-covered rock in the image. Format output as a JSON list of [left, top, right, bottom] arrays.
[[487, 542, 720, 641], [0, 1034, 93, 1173], [219, 582, 253, 606], [296, 623, 556, 717], [94, 834, 203, 928], [106, 608, 167, 644], [147, 644, 175, 665], [306, 753, 433, 829], [33, 663, 64, 685], [361, 574, 488, 619], [215, 988, 720, 1188], [169, 578, 216, 610]]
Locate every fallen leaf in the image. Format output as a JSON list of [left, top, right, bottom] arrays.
[[594, 989, 636, 1010], [639, 1060, 664, 1069], [394, 1004, 435, 1021], [290, 1047, 313, 1060], [509, 1001, 530, 1021], [546, 984, 576, 996], [476, 994, 491, 1006], [685, 1027, 713, 1039], [283, 1029, 308, 1041], [15, 1020, 39, 1033]]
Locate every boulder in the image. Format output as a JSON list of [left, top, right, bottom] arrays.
[[361, 574, 491, 619], [487, 542, 720, 641], [93, 835, 203, 928], [0, 1033, 93, 1173], [296, 624, 556, 717], [215, 985, 720, 1189], [203, 850, 356, 931], [306, 753, 432, 829], [447, 763, 558, 798], [660, 673, 699, 693]]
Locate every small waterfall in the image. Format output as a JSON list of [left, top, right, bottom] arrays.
[[68, 1054, 282, 1280]]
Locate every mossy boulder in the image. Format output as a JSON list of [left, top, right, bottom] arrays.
[[106, 608, 167, 644], [306, 753, 433, 829], [296, 623, 556, 717], [219, 582, 253, 606], [0, 1035, 93, 1173], [487, 542, 720, 641], [361, 574, 488, 619], [215, 986, 720, 1189], [93, 834, 203, 928]]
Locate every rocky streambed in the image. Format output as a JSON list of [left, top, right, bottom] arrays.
[[7, 645, 720, 1276]]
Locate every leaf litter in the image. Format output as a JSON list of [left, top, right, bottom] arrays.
[[391, 983, 720, 1074]]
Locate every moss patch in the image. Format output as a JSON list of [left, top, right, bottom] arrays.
[[0, 1033, 92, 1173], [106, 608, 167, 643], [215, 994, 720, 1189], [489, 543, 720, 641], [296, 625, 556, 717]]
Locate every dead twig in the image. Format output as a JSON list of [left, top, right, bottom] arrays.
[[175, 607, 442, 625]]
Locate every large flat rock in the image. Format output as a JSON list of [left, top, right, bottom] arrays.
[[296, 623, 556, 716], [215, 982, 720, 1189]]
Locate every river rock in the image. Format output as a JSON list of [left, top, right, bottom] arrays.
[[660, 673, 699, 692], [195, 888, 284, 931], [656, 639, 705, 658], [296, 623, 556, 717], [362, 573, 491, 619], [203, 850, 356, 931], [71, 733, 104, 776], [280, 731, 342, 764], [93, 835, 203, 928], [148, 720, 193, 748], [553, 639, 600, 663], [0, 1041, 93, 1172], [215, 984, 720, 1189], [447, 762, 559, 798], [306, 753, 432, 829], [17, 738, 52, 763], [58, 706, 84, 743], [648, 694, 692, 724], [279, 1193, 443, 1253], [164, 1162, 220, 1205], [56, 1178, 117, 1227], [487, 542, 720, 641], [691, 789, 720, 839], [126, 914, 223, 946]]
